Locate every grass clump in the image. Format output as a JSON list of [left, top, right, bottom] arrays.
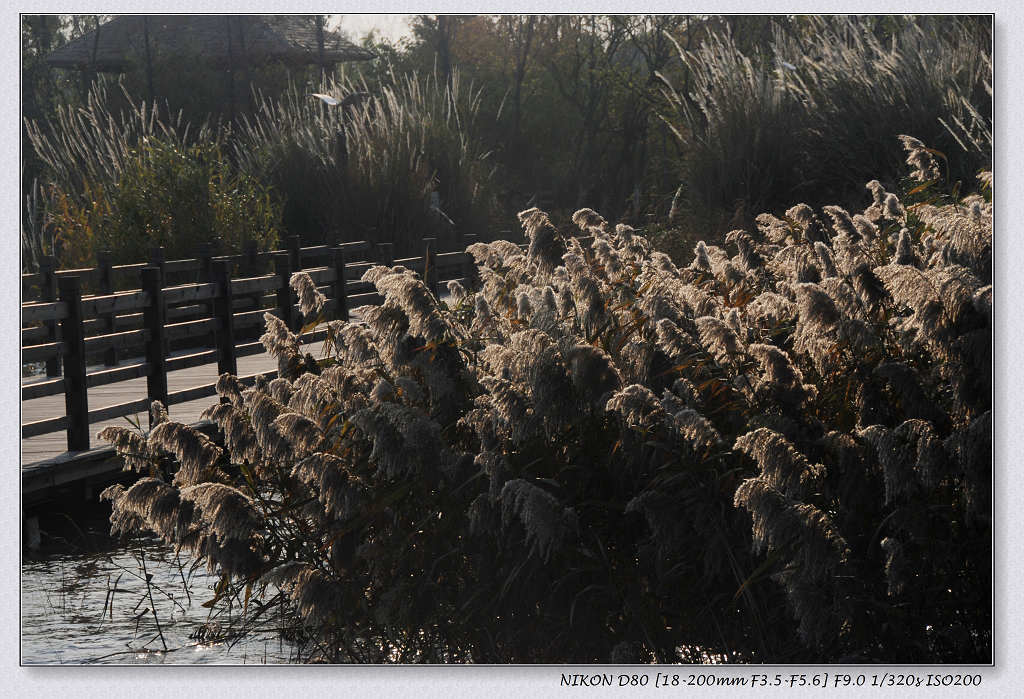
[[234, 70, 498, 255]]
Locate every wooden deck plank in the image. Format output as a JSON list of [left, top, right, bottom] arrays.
[[21, 339, 329, 466]]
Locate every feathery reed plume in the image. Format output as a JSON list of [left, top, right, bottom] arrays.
[[263, 563, 344, 628], [200, 402, 261, 464], [371, 269, 450, 342], [519, 207, 565, 272], [850, 262, 889, 312], [571, 207, 607, 235], [260, 312, 301, 374], [851, 214, 877, 242], [274, 411, 326, 457], [446, 279, 468, 304], [150, 400, 169, 426], [747, 344, 812, 402], [215, 373, 246, 407], [898, 134, 941, 182], [500, 479, 578, 561], [291, 452, 362, 519], [148, 421, 223, 487], [98, 425, 157, 473], [179, 482, 259, 543], [691, 240, 713, 272], [606, 384, 665, 430], [668, 408, 721, 454], [883, 193, 906, 221], [668, 184, 685, 223], [290, 271, 327, 318], [813, 242, 839, 278], [695, 316, 744, 364], [894, 229, 922, 267], [101, 477, 194, 541], [793, 283, 840, 334], [565, 343, 621, 406], [735, 428, 824, 498]]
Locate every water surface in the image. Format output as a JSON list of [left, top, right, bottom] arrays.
[[22, 540, 300, 665]]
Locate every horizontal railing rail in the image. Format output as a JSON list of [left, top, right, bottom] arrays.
[[22, 233, 481, 459]]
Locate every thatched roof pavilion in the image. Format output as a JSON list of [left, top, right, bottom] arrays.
[[46, 15, 376, 72]]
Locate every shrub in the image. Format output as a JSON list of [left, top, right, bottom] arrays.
[[46, 137, 280, 265], [26, 79, 280, 267], [102, 138, 990, 663]]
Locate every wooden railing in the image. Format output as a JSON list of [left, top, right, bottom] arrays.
[[21, 234, 480, 456]]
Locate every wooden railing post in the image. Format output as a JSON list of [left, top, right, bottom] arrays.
[[198, 242, 214, 282], [58, 276, 89, 451], [197, 242, 217, 347], [274, 252, 296, 331], [241, 240, 263, 325], [331, 246, 349, 322], [149, 246, 166, 285], [244, 239, 260, 276], [288, 234, 302, 272], [212, 259, 237, 379], [97, 249, 118, 366], [142, 266, 168, 427], [462, 233, 480, 288], [423, 237, 439, 297], [39, 255, 61, 377], [376, 242, 394, 266]]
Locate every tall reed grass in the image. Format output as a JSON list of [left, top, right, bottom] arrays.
[[659, 16, 991, 238], [25, 78, 213, 207], [234, 70, 498, 254], [102, 137, 990, 663]]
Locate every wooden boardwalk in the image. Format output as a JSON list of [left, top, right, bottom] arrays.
[[21, 338, 327, 466]]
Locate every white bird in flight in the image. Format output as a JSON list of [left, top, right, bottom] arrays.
[[311, 93, 340, 106]]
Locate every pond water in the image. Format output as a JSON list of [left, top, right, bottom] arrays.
[[21, 539, 301, 665]]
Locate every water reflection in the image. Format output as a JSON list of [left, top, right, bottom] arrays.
[[21, 539, 299, 664]]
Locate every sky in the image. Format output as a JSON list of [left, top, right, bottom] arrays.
[[330, 14, 415, 44]]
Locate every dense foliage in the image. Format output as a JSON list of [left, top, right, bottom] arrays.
[[23, 15, 990, 273], [101, 139, 991, 663], [22, 80, 263, 267], [45, 137, 280, 266]]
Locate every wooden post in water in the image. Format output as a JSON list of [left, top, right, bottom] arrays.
[[142, 266, 168, 427], [274, 252, 295, 332], [39, 256, 61, 377], [58, 276, 89, 451], [212, 259, 237, 381], [331, 246, 349, 322], [97, 249, 118, 366]]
